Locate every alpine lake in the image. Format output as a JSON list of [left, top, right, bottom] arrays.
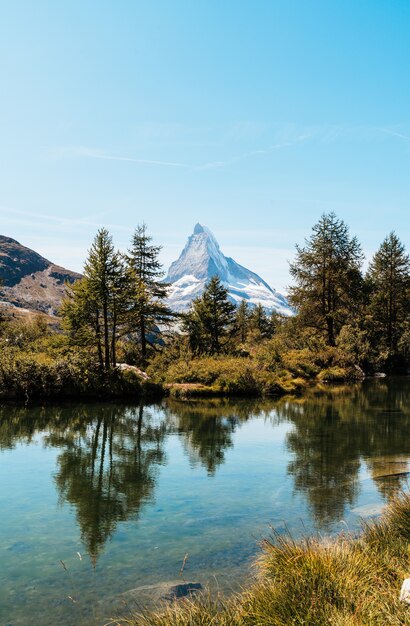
[[1, 377, 410, 625]]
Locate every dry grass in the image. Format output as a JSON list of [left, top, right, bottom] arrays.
[[111, 492, 410, 625]]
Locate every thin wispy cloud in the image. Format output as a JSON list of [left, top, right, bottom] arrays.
[[380, 128, 410, 142], [0, 205, 112, 228], [50, 132, 310, 173], [50, 146, 190, 168], [0, 205, 138, 238], [193, 140, 299, 171], [49, 124, 402, 175]]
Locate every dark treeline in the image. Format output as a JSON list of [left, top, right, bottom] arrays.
[[0, 213, 409, 400]]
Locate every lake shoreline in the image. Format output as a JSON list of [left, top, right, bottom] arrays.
[[0, 376, 345, 404], [0, 373, 396, 405]]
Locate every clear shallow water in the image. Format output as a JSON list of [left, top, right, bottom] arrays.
[[1, 378, 410, 625]]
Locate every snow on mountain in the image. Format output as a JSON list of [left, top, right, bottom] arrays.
[[165, 223, 293, 315]]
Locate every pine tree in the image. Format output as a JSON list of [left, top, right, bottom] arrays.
[[183, 276, 236, 354], [289, 212, 364, 345], [126, 224, 174, 362], [366, 232, 410, 357], [249, 303, 273, 339], [61, 228, 126, 368], [235, 299, 251, 343]]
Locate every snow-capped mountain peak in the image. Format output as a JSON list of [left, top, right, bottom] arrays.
[[165, 224, 293, 315], [167, 223, 229, 283]]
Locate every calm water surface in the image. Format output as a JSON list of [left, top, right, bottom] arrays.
[[1, 378, 410, 625]]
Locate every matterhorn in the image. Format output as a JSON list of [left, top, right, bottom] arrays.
[[165, 223, 292, 315]]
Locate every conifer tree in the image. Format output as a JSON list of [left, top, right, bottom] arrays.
[[249, 303, 273, 339], [61, 228, 126, 368], [126, 224, 174, 362], [183, 276, 236, 354], [235, 299, 251, 343], [289, 212, 364, 345], [366, 232, 410, 357]]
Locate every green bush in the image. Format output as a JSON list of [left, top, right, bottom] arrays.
[[0, 347, 162, 401]]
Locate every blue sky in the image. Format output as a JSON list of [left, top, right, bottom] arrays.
[[1, 0, 410, 292]]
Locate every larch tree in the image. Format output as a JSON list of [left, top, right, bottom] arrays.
[[366, 232, 410, 356], [126, 224, 174, 363], [61, 228, 126, 368], [289, 212, 364, 346]]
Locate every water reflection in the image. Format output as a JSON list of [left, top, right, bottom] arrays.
[[165, 398, 273, 475], [0, 379, 410, 564], [0, 403, 168, 562], [52, 405, 167, 560], [275, 379, 410, 526]]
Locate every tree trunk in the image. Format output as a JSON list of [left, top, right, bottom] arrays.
[[103, 301, 110, 369], [326, 315, 335, 346], [111, 300, 117, 368], [140, 314, 147, 362], [95, 311, 103, 368]]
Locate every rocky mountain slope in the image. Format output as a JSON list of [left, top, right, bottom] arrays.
[[165, 224, 292, 315], [0, 235, 81, 316]]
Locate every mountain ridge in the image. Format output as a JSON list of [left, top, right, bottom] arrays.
[[0, 234, 81, 316]]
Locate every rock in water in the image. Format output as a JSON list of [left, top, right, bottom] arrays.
[[109, 580, 203, 615], [351, 503, 385, 517], [162, 582, 203, 601], [165, 223, 293, 315]]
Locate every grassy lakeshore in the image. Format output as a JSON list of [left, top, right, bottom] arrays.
[[114, 492, 410, 626], [149, 347, 366, 400]]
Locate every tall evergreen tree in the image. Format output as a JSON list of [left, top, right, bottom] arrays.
[[366, 232, 410, 357], [183, 276, 236, 354], [61, 228, 126, 368], [289, 212, 364, 345], [235, 299, 251, 343], [249, 303, 273, 339], [126, 224, 174, 362]]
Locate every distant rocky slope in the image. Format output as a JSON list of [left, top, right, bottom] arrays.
[[0, 235, 81, 316], [165, 224, 293, 315]]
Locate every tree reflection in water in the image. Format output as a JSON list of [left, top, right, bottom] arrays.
[[52, 404, 167, 561], [275, 379, 410, 527], [164, 399, 270, 475], [1, 379, 410, 560], [177, 411, 236, 475], [0, 403, 167, 562]]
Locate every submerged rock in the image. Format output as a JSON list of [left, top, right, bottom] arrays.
[[351, 503, 385, 517], [7, 541, 31, 553], [109, 580, 203, 615], [161, 582, 203, 601]]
